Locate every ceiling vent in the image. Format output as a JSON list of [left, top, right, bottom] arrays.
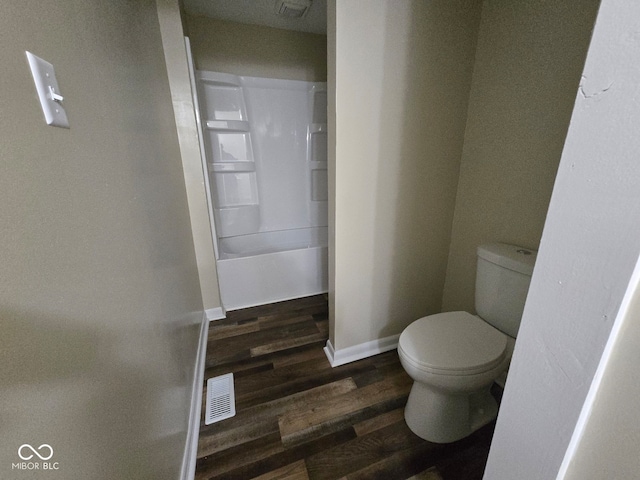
[[274, 0, 312, 18]]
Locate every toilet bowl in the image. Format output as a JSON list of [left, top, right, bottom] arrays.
[[398, 243, 536, 443], [398, 311, 511, 443]]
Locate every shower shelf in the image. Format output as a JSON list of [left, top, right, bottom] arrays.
[[210, 162, 256, 173], [206, 120, 250, 132], [217, 203, 259, 210]]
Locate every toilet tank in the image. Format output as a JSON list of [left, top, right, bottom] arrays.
[[475, 243, 537, 338]]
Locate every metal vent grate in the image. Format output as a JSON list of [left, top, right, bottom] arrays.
[[274, 0, 312, 18], [205, 373, 235, 425]]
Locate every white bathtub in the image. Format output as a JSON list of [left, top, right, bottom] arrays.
[[216, 227, 328, 310]]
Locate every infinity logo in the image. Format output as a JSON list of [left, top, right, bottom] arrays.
[[18, 444, 53, 461]]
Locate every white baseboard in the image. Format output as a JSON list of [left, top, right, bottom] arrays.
[[205, 306, 226, 321], [181, 312, 209, 480], [323, 334, 400, 368]]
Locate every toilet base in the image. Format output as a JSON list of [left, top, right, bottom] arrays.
[[404, 381, 498, 443]]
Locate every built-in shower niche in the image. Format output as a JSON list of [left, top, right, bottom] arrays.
[[198, 72, 260, 238], [309, 87, 328, 226], [196, 71, 328, 310]]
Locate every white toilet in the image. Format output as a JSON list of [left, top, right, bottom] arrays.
[[398, 243, 536, 443]]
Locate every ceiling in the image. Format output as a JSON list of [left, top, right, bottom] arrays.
[[182, 0, 327, 35]]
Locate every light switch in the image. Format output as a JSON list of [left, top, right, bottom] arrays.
[[26, 51, 69, 128]]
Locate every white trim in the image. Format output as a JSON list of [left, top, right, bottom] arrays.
[[556, 252, 640, 479], [180, 312, 209, 480], [205, 306, 226, 321], [185, 36, 220, 261], [323, 334, 400, 368]]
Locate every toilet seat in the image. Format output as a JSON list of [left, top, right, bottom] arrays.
[[398, 311, 507, 376]]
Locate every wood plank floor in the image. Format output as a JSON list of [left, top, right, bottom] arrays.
[[196, 295, 498, 480]]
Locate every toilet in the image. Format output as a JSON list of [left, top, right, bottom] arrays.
[[398, 243, 536, 443]]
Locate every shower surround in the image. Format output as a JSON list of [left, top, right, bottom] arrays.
[[196, 71, 328, 310]]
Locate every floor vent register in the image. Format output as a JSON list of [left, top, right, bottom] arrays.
[[205, 373, 236, 425]]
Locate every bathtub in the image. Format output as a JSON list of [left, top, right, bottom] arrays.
[[216, 227, 328, 310]]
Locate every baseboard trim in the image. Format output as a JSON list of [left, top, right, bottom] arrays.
[[205, 307, 226, 321], [323, 334, 400, 368], [181, 312, 209, 480]]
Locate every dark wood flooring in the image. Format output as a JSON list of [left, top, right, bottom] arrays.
[[196, 295, 496, 480]]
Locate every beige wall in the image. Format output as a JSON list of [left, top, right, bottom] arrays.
[[157, 0, 221, 311], [442, 0, 600, 312], [330, 0, 482, 350], [185, 15, 327, 81], [485, 0, 640, 476], [0, 1, 203, 478]]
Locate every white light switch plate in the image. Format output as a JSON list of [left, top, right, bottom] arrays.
[[26, 51, 69, 128]]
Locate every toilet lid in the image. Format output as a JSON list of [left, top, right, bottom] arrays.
[[399, 311, 507, 375]]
